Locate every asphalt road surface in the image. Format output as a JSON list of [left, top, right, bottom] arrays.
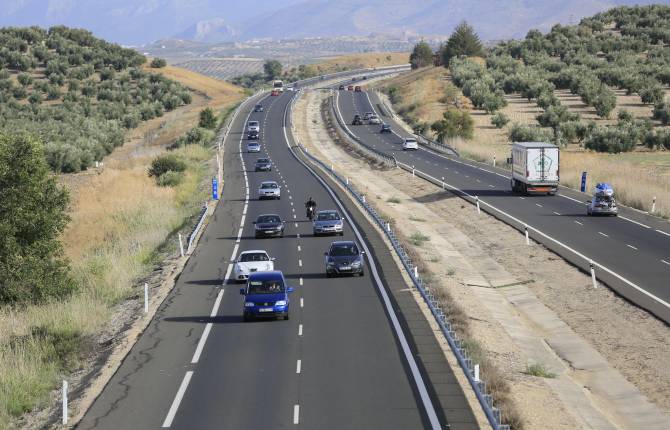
[[78, 83, 477, 429], [336, 88, 670, 321]]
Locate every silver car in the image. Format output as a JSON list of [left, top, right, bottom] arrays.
[[368, 115, 381, 125], [258, 181, 281, 200], [312, 210, 344, 236], [247, 141, 261, 153], [587, 196, 618, 216]]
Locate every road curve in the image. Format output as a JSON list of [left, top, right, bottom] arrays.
[[336, 87, 670, 322], [77, 81, 477, 429]]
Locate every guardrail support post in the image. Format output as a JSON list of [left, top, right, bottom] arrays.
[[178, 233, 185, 257], [144, 282, 149, 313], [651, 196, 656, 213], [474, 364, 480, 382], [413, 266, 418, 279], [590, 262, 597, 289], [525, 225, 530, 245], [476, 196, 481, 215], [62, 380, 68, 425]]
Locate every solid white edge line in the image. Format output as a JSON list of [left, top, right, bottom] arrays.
[[161, 371, 193, 428], [619, 216, 651, 229], [396, 161, 670, 311], [283, 97, 442, 429], [662, 259, 670, 266], [656, 229, 670, 237]]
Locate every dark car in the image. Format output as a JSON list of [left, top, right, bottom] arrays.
[[380, 123, 392, 133], [254, 104, 264, 112], [347, 85, 354, 91], [352, 114, 363, 125], [362, 75, 367, 80], [248, 130, 259, 140], [324, 241, 365, 277], [240, 271, 293, 321], [255, 158, 272, 172], [338, 85, 345, 90], [351, 77, 357, 82], [354, 85, 362, 92], [254, 214, 285, 238]]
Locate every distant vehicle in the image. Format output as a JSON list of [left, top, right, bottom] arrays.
[[587, 183, 618, 216], [233, 250, 275, 282], [402, 138, 418, 150], [313, 210, 344, 236], [254, 104, 264, 112], [273, 80, 284, 93], [354, 86, 362, 92], [247, 130, 259, 140], [247, 141, 261, 153], [380, 124, 392, 133], [258, 181, 281, 200], [240, 271, 293, 321], [253, 214, 285, 238], [347, 85, 354, 91], [324, 241, 365, 277], [352, 114, 363, 125], [338, 85, 345, 90], [509, 142, 559, 195], [368, 115, 381, 125], [254, 158, 272, 172], [362, 75, 367, 80], [363, 112, 373, 120], [247, 120, 260, 133], [271, 90, 280, 96], [351, 77, 357, 82]]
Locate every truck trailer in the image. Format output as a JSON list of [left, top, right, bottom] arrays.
[[509, 142, 559, 195]]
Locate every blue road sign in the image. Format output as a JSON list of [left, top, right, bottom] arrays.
[[580, 172, 587, 192], [212, 178, 218, 200]]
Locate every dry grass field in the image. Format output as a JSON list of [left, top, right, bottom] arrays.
[[0, 65, 243, 427], [311, 52, 409, 74]]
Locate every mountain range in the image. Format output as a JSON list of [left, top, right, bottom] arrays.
[[0, 0, 665, 45]]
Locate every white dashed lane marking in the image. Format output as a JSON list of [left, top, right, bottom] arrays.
[[599, 232, 609, 237]]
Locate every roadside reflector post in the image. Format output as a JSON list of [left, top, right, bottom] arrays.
[[493, 156, 496, 167], [330, 163, 334, 171], [651, 196, 656, 214], [144, 283, 149, 313], [412, 165, 415, 177], [413, 266, 418, 279], [386, 222, 391, 232], [178, 233, 185, 257], [590, 262, 597, 289], [474, 364, 480, 382], [441, 177, 445, 190], [361, 195, 366, 204], [62, 380, 68, 425], [346, 177, 349, 185], [476, 196, 481, 215], [525, 225, 530, 245]]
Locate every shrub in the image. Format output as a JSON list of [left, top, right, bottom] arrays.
[[198, 108, 218, 129], [431, 108, 474, 141], [593, 88, 617, 118], [148, 154, 186, 178], [17, 73, 33, 86], [536, 104, 580, 130], [644, 129, 670, 150], [584, 125, 639, 153], [150, 57, 167, 68], [652, 102, 670, 125], [491, 112, 510, 128], [12, 86, 27, 100], [617, 109, 633, 122], [509, 123, 552, 142], [156, 170, 184, 187], [536, 92, 560, 109]]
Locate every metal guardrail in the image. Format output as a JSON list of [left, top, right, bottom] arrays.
[[187, 203, 208, 254], [288, 88, 510, 430]]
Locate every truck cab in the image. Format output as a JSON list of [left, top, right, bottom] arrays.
[[509, 142, 559, 195]]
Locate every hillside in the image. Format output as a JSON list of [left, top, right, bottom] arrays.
[[308, 52, 409, 74], [0, 26, 193, 173]]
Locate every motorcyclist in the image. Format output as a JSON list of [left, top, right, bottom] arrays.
[[305, 197, 317, 220]]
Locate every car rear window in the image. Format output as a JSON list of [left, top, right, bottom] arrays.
[[249, 121, 259, 126], [317, 212, 340, 221], [257, 158, 270, 163], [240, 252, 269, 262], [261, 183, 277, 189]]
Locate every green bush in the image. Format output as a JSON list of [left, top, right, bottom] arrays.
[[150, 57, 167, 68], [148, 154, 186, 178], [584, 124, 641, 153], [156, 170, 184, 187], [652, 102, 670, 125], [491, 112, 510, 128], [199, 108, 218, 129], [644, 129, 670, 150], [431, 108, 474, 141], [536, 104, 580, 130], [508, 123, 552, 142]]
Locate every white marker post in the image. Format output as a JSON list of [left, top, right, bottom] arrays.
[[474, 364, 480, 382], [493, 156, 496, 167], [412, 165, 415, 178], [62, 380, 68, 425], [525, 225, 530, 245], [651, 196, 656, 214], [361, 195, 366, 204], [441, 177, 445, 190], [476, 196, 481, 215], [346, 177, 349, 186], [590, 262, 597, 289], [144, 283, 149, 313], [413, 266, 419, 279], [178, 233, 185, 257]]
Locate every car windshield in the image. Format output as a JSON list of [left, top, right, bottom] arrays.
[[257, 215, 280, 223], [329, 244, 358, 256], [248, 142, 259, 145], [257, 159, 270, 163], [255, 105, 262, 109], [317, 212, 340, 221], [240, 252, 269, 262], [261, 183, 277, 189], [247, 279, 285, 295]]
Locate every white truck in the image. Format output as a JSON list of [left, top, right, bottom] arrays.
[[273, 80, 284, 93], [509, 142, 559, 195]]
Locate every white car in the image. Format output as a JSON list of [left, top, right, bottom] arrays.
[[233, 250, 275, 282], [402, 138, 419, 150], [363, 112, 374, 121], [247, 121, 260, 133], [368, 115, 381, 125], [258, 181, 281, 200]]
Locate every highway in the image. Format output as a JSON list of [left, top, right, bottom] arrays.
[[77, 78, 478, 429], [336, 88, 670, 322]]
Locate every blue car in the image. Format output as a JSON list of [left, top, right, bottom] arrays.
[[240, 271, 293, 321]]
